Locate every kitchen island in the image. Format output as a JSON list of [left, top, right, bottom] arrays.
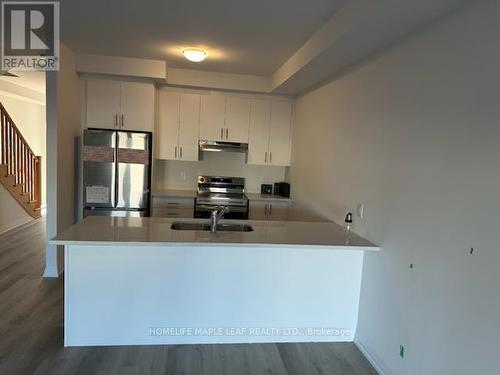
[[51, 216, 379, 347]]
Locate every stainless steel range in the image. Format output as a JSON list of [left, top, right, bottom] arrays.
[[194, 176, 249, 220]]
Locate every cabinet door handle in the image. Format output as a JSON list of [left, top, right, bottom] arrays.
[[174, 146, 177, 158], [120, 114, 124, 128], [269, 152, 272, 164], [221, 128, 224, 139], [269, 203, 272, 217], [180, 146, 183, 158], [225, 128, 229, 140], [264, 203, 268, 217], [264, 152, 268, 163]]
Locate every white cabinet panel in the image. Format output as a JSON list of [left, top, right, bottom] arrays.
[[247, 100, 293, 167], [180, 93, 200, 125], [268, 201, 289, 221], [85, 80, 155, 132], [120, 82, 155, 132], [269, 101, 292, 166], [158, 91, 200, 161], [225, 97, 250, 143], [86, 80, 121, 129], [199, 94, 226, 141], [249, 200, 268, 220], [158, 92, 180, 160], [247, 100, 271, 165], [249, 200, 290, 221], [179, 93, 201, 161], [153, 196, 194, 218]]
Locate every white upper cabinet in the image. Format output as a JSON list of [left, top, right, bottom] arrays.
[[180, 93, 200, 125], [268, 101, 292, 166], [224, 97, 250, 143], [85, 79, 154, 132], [178, 94, 201, 161], [247, 100, 292, 166], [158, 91, 180, 160], [120, 82, 155, 132], [247, 100, 271, 165], [158, 91, 200, 161], [157, 89, 293, 166], [86, 80, 121, 129], [199, 94, 226, 141]]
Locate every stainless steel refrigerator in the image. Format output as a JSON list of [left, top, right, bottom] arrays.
[[83, 129, 152, 217]]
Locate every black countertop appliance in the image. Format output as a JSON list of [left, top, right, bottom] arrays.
[[273, 182, 290, 198]]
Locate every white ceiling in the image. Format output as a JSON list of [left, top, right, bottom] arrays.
[[60, 0, 472, 94], [60, 0, 347, 76], [0, 71, 46, 94]]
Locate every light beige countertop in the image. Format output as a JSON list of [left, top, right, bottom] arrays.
[[50, 216, 379, 251], [152, 189, 293, 202], [152, 189, 196, 198], [245, 193, 293, 202]]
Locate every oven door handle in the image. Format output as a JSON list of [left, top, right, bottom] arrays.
[[195, 204, 232, 211]]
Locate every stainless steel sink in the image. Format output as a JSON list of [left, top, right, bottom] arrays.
[[171, 222, 254, 232]]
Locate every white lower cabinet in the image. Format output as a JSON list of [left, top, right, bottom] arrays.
[[249, 200, 290, 221], [152, 197, 194, 218]]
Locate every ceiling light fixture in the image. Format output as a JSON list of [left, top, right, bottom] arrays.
[[182, 49, 207, 62]]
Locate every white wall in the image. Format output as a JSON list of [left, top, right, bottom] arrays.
[[45, 43, 82, 277], [289, 1, 500, 374], [0, 185, 32, 234], [155, 152, 286, 193]]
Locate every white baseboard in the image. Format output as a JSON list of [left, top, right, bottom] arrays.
[[354, 339, 390, 375], [0, 216, 34, 236]]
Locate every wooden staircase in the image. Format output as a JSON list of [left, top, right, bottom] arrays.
[[0, 102, 42, 219]]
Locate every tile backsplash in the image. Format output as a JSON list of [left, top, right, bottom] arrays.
[[154, 152, 287, 193]]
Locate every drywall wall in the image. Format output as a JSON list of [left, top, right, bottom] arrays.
[[0, 184, 32, 234], [0, 93, 46, 206], [155, 152, 286, 193], [45, 43, 81, 277], [289, 0, 500, 374]]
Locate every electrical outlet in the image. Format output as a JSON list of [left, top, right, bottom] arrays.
[[400, 345, 405, 359], [357, 203, 364, 219]]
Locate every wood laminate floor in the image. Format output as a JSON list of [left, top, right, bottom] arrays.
[[0, 218, 378, 375]]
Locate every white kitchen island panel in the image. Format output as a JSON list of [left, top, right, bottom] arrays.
[[64, 244, 364, 346]]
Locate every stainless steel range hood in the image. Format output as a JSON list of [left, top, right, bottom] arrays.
[[199, 140, 248, 153]]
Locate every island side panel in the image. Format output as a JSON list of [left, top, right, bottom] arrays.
[[64, 244, 364, 346]]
